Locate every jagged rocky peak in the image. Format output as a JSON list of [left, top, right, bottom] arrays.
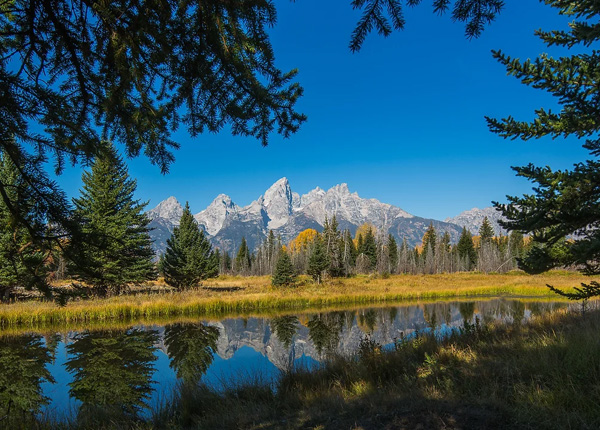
[[195, 193, 239, 236], [330, 183, 350, 194], [445, 207, 506, 235], [263, 177, 295, 229], [300, 186, 326, 207], [147, 196, 183, 224]]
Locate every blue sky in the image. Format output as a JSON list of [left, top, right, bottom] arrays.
[[55, 1, 588, 220]]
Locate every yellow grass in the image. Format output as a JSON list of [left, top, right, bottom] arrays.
[[0, 271, 593, 330]]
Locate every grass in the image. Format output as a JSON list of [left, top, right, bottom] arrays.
[[150, 304, 600, 430], [24, 302, 600, 429], [0, 271, 592, 330]]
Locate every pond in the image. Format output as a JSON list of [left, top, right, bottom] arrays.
[[0, 298, 574, 423]]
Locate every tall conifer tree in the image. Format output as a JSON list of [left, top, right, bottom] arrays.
[[161, 203, 217, 290], [234, 237, 252, 274], [308, 234, 329, 284], [488, 1, 600, 299], [388, 234, 399, 273], [272, 248, 296, 287], [70, 145, 156, 295], [0, 152, 49, 299], [479, 217, 495, 245], [422, 223, 437, 260], [457, 227, 477, 270]]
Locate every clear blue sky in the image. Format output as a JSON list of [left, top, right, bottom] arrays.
[[54, 1, 587, 220]]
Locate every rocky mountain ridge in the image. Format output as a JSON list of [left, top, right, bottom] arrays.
[[147, 178, 498, 255], [445, 207, 506, 236]]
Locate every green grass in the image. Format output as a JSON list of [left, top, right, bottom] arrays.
[[0, 271, 591, 331], [25, 303, 600, 429], [151, 305, 600, 429]]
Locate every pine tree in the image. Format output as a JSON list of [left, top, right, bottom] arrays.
[[456, 227, 477, 270], [422, 223, 437, 261], [479, 217, 495, 245], [271, 249, 297, 287], [70, 145, 156, 295], [161, 203, 218, 290], [488, 1, 600, 299], [234, 238, 252, 275], [0, 152, 49, 299], [341, 229, 357, 276], [308, 234, 329, 284], [388, 234, 398, 273], [323, 216, 343, 277], [362, 228, 378, 270], [0, 1, 501, 273]]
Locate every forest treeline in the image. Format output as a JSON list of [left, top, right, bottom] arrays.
[[0, 144, 530, 298], [222, 216, 530, 286]]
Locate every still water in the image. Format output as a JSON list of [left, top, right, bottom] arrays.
[[0, 298, 573, 422]]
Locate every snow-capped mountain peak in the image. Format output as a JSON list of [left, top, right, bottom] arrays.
[[263, 177, 294, 229], [147, 196, 183, 225], [195, 194, 240, 236], [445, 207, 506, 235], [147, 178, 466, 255]]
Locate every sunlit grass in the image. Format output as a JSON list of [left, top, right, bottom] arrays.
[[145, 306, 600, 429], [0, 271, 592, 330]]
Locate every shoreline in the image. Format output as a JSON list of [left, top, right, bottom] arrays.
[[0, 271, 588, 330]]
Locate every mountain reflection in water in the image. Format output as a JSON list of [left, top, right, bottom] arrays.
[[0, 299, 571, 425]]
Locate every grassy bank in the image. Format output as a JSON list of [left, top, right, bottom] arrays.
[[156, 305, 600, 430], [0, 271, 590, 329], [30, 303, 600, 430]]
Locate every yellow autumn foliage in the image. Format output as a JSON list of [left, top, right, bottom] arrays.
[[353, 223, 376, 247], [288, 228, 318, 254]]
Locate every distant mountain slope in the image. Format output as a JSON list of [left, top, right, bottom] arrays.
[[147, 178, 467, 255], [445, 207, 506, 236]]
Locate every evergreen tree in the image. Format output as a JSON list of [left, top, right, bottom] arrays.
[[456, 228, 477, 270], [341, 229, 357, 275], [161, 203, 218, 290], [388, 234, 399, 273], [323, 216, 343, 277], [488, 1, 600, 299], [221, 251, 232, 274], [234, 237, 252, 274], [362, 227, 378, 270], [272, 249, 297, 287], [0, 1, 501, 273], [308, 234, 329, 284], [479, 217, 495, 245], [0, 152, 49, 299], [70, 145, 156, 295], [421, 223, 437, 260]]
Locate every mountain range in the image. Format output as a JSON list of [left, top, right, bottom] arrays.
[[146, 178, 505, 256]]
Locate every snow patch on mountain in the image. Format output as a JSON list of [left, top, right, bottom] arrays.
[[147, 178, 468, 255], [147, 196, 183, 226], [445, 207, 506, 236], [195, 194, 240, 236]]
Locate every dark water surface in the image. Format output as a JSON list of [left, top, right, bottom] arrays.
[[0, 298, 574, 422]]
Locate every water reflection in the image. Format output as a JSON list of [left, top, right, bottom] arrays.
[[65, 328, 158, 422], [0, 334, 55, 427], [164, 323, 219, 385], [307, 312, 345, 356], [270, 316, 299, 349], [0, 298, 574, 424]]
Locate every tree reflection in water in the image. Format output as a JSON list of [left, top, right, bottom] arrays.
[[65, 328, 158, 424], [164, 322, 220, 385], [0, 334, 55, 427], [270, 316, 299, 349]]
